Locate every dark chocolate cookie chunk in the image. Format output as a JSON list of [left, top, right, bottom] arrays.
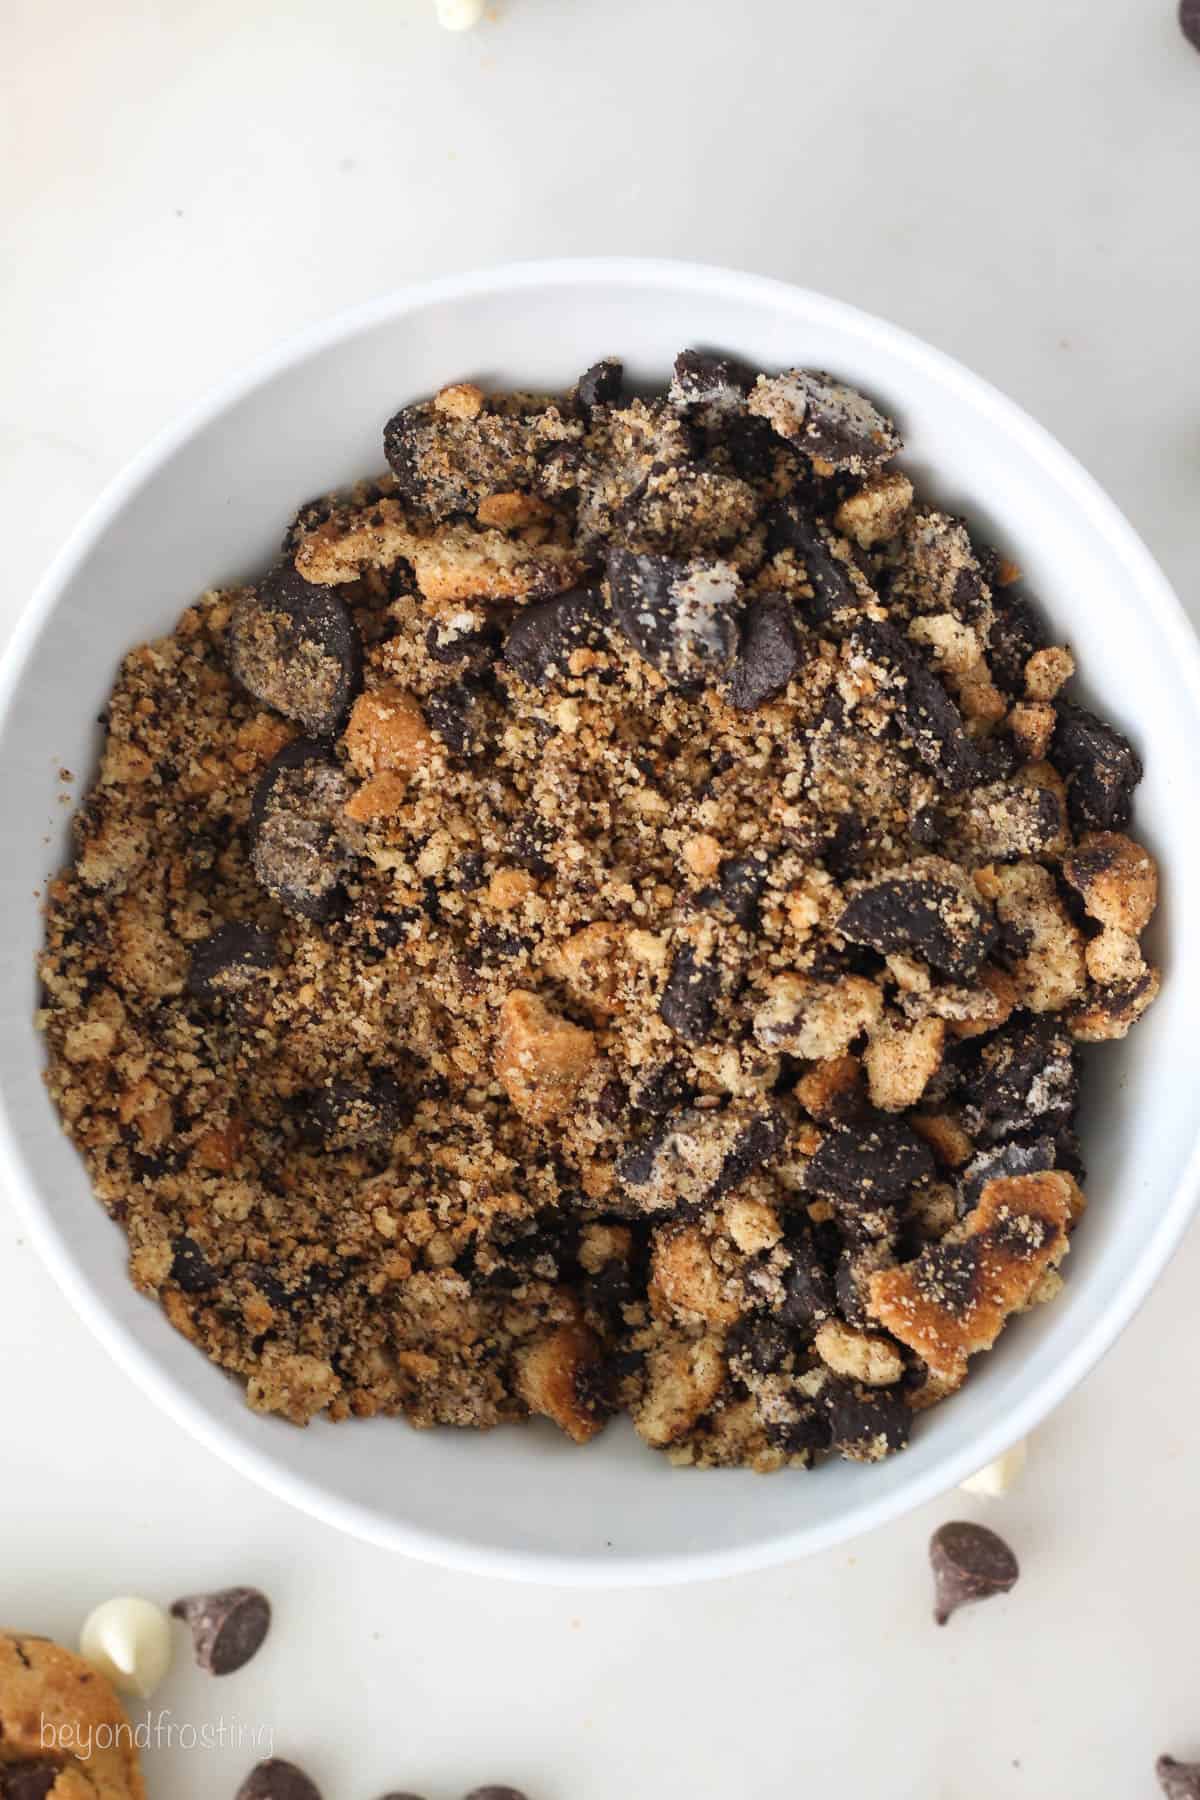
[[502, 587, 609, 688], [606, 549, 741, 691], [187, 923, 278, 1004], [230, 565, 362, 739], [987, 589, 1045, 694], [424, 680, 494, 758], [1051, 701, 1142, 833], [850, 619, 982, 790], [837, 859, 998, 980], [767, 503, 858, 625], [250, 740, 353, 922], [575, 357, 623, 413], [749, 369, 901, 474], [383, 399, 532, 520], [668, 348, 753, 417], [929, 1520, 1019, 1624], [658, 943, 721, 1043], [425, 614, 501, 672], [170, 1234, 219, 1293], [824, 1379, 911, 1461], [629, 1060, 694, 1117], [805, 1118, 934, 1208], [703, 852, 771, 928], [725, 593, 802, 710], [957, 1135, 1055, 1214], [959, 1018, 1077, 1147], [236, 1761, 322, 1800], [709, 1106, 789, 1200], [171, 1586, 271, 1675], [310, 1076, 404, 1150], [776, 1231, 836, 1333]]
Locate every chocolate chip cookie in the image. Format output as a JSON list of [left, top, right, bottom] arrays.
[[38, 353, 1161, 1472], [0, 1632, 146, 1799]]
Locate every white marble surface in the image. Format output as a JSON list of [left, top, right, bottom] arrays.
[[3, 2, 1199, 1795]]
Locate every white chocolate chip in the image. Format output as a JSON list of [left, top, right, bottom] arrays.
[[80, 1596, 173, 1698], [435, 0, 485, 28], [959, 1437, 1028, 1497]]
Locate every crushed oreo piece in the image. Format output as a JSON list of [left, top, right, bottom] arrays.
[[188, 923, 277, 1004], [230, 564, 362, 738], [170, 1235, 219, 1293], [824, 1380, 911, 1460], [929, 1520, 1019, 1625], [777, 1231, 836, 1333], [768, 504, 857, 625], [310, 1077, 404, 1150], [668, 348, 753, 417], [606, 549, 741, 691], [959, 1019, 1077, 1146], [250, 740, 353, 922], [851, 619, 982, 790], [659, 944, 721, 1044], [749, 369, 901, 474], [987, 590, 1045, 694], [629, 1061, 693, 1117], [710, 1106, 788, 1200], [958, 1136, 1055, 1214], [576, 358, 623, 413], [838, 861, 997, 980], [503, 587, 608, 688], [236, 1760, 323, 1800], [805, 1118, 934, 1208], [1051, 701, 1142, 833], [171, 1586, 271, 1675], [725, 593, 802, 710]]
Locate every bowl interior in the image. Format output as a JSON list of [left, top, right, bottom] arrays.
[[3, 262, 1198, 1583]]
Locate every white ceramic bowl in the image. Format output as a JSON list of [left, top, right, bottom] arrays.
[[4, 259, 1199, 1586]]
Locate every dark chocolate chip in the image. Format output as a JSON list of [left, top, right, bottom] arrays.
[[725, 593, 802, 710], [1051, 701, 1142, 833], [171, 1586, 271, 1675], [170, 1234, 219, 1293], [309, 1077, 404, 1150], [1180, 0, 1200, 51], [837, 866, 997, 980], [502, 587, 609, 688], [959, 1018, 1077, 1147], [825, 1380, 911, 1459], [0, 1765, 60, 1800], [236, 1760, 322, 1800], [805, 1118, 934, 1207], [230, 565, 362, 738], [187, 923, 278, 1004], [606, 549, 741, 691], [575, 358, 623, 413], [851, 619, 982, 790], [710, 1106, 789, 1200], [659, 944, 721, 1044], [463, 1790, 529, 1800], [374, 1794, 428, 1800], [767, 504, 857, 625], [1158, 1755, 1200, 1799], [929, 1520, 1019, 1625], [957, 1135, 1055, 1214], [668, 349, 753, 416], [250, 740, 353, 922]]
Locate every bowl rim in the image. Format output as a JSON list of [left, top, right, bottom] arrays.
[[5, 255, 1200, 1587]]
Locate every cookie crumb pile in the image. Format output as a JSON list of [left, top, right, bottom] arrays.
[[38, 351, 1160, 1472]]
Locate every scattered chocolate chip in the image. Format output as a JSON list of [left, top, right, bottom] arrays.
[[1051, 701, 1142, 833], [1180, 0, 1200, 51], [187, 923, 278, 1004], [805, 1118, 934, 1207], [767, 504, 857, 625], [1158, 1755, 1200, 1799], [929, 1520, 1019, 1625], [170, 1234, 219, 1293], [825, 1380, 911, 1460], [750, 369, 901, 474], [851, 619, 982, 790], [250, 740, 353, 922], [230, 565, 362, 739], [170, 1585, 271, 1675], [576, 358, 623, 413], [837, 862, 997, 980], [959, 1018, 1077, 1146], [668, 348, 753, 416], [659, 944, 721, 1043], [502, 587, 609, 687], [710, 1106, 789, 1200], [606, 549, 741, 691], [463, 1788, 529, 1800], [310, 1077, 404, 1150], [725, 592, 802, 710], [236, 1760, 322, 1800], [0, 1765, 60, 1800], [958, 1135, 1055, 1214]]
